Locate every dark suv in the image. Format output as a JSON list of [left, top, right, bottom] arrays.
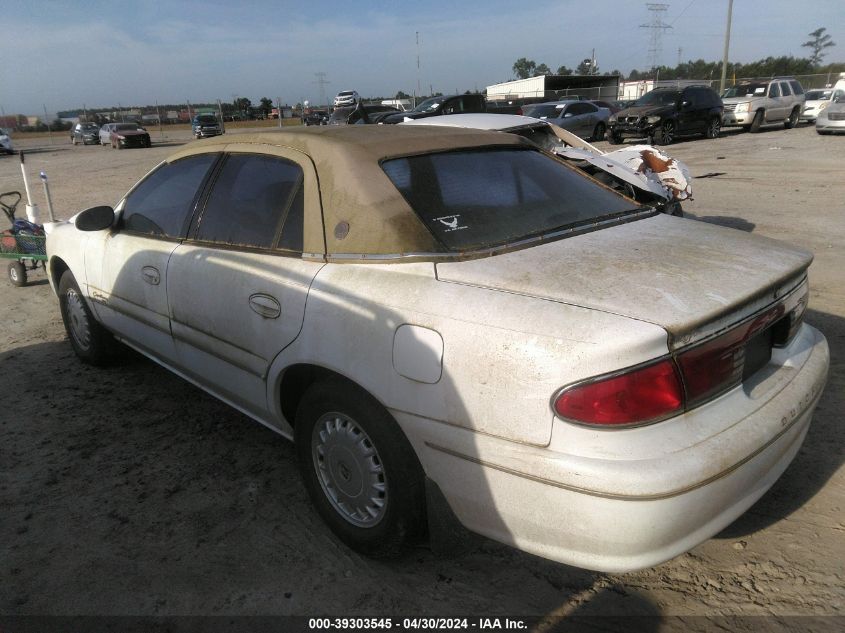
[[379, 94, 486, 124], [191, 114, 223, 139], [608, 86, 723, 145]]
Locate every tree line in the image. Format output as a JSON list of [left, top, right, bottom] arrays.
[[512, 27, 839, 84]]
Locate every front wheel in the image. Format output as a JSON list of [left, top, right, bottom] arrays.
[[654, 120, 676, 145], [8, 261, 26, 287], [591, 122, 606, 142], [607, 130, 623, 145], [58, 270, 117, 365], [295, 380, 427, 557], [749, 110, 763, 133]]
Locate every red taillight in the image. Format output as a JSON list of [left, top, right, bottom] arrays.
[[516, 108, 523, 115], [554, 359, 683, 427]]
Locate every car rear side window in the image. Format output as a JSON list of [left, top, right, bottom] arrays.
[[382, 148, 637, 252], [121, 154, 218, 238], [790, 81, 804, 95], [195, 154, 303, 251]]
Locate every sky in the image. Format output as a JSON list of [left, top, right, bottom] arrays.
[[1, 0, 842, 115]]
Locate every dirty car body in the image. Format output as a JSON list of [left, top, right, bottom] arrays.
[[46, 126, 828, 572], [401, 113, 691, 214]]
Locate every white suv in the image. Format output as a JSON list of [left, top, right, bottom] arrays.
[[721, 78, 805, 132], [333, 90, 359, 107]]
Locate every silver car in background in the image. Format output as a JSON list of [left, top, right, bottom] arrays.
[[521, 100, 610, 141], [816, 93, 845, 134]]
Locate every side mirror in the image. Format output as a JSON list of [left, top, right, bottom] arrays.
[[76, 205, 115, 231]]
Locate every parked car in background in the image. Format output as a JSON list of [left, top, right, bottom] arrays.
[[816, 92, 845, 134], [591, 100, 623, 114], [401, 113, 691, 215], [522, 100, 610, 141], [303, 110, 329, 126], [47, 126, 828, 573], [721, 78, 805, 132], [70, 122, 100, 145], [333, 90, 360, 107], [0, 128, 13, 155], [379, 94, 486, 124], [192, 114, 223, 139], [327, 104, 400, 125], [801, 89, 833, 123], [108, 123, 151, 149], [608, 85, 723, 145], [98, 123, 117, 146]]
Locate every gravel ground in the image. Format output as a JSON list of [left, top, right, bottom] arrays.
[[0, 124, 843, 629]]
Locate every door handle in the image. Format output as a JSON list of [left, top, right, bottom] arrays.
[[141, 266, 160, 285], [249, 293, 281, 319]]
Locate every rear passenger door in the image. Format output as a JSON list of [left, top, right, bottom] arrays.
[[766, 82, 785, 121], [166, 148, 324, 420]]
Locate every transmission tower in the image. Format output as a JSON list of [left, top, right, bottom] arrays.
[[313, 72, 330, 108], [640, 3, 672, 72]]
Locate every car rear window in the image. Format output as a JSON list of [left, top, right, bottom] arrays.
[[381, 148, 638, 252]]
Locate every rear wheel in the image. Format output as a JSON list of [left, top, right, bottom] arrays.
[[58, 270, 117, 365], [295, 380, 427, 557], [591, 122, 606, 142], [705, 117, 721, 139], [784, 107, 800, 129], [749, 110, 764, 133], [8, 261, 26, 287]]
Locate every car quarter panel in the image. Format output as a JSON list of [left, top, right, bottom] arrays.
[[267, 261, 669, 445]]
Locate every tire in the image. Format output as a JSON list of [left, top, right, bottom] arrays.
[[592, 122, 606, 142], [654, 120, 676, 145], [58, 270, 117, 365], [294, 379, 427, 558], [784, 107, 799, 129], [72, 136, 78, 145], [749, 110, 763, 133], [705, 117, 721, 139], [607, 131, 623, 145], [8, 261, 26, 287]]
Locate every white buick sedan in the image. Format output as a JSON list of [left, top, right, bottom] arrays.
[[46, 126, 829, 572]]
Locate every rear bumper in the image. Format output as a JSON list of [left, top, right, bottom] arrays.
[[400, 324, 829, 572]]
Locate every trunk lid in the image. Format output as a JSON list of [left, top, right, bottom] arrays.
[[435, 214, 812, 349]]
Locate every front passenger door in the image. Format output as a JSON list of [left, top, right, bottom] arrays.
[[86, 153, 220, 363]]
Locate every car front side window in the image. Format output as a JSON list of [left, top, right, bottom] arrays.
[[769, 83, 781, 98], [121, 154, 218, 238]]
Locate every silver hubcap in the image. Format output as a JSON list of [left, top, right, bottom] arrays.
[[9, 267, 19, 282], [65, 288, 91, 350], [312, 412, 387, 527], [664, 123, 674, 142]]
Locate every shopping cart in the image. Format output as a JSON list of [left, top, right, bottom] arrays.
[[1, 191, 47, 287]]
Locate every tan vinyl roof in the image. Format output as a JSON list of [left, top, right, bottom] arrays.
[[168, 126, 529, 258]]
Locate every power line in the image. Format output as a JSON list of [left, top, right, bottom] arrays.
[[640, 4, 672, 71]]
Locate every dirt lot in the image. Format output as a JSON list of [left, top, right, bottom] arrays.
[[1, 124, 843, 627]]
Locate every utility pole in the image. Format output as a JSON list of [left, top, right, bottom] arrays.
[[719, 0, 734, 94], [313, 72, 330, 108], [640, 3, 672, 77], [678, 47, 682, 69], [416, 32, 422, 100]]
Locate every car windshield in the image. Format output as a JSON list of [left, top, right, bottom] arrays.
[[805, 90, 832, 100], [722, 83, 768, 98], [81, 123, 98, 130], [115, 124, 139, 131], [522, 104, 563, 118], [338, 92, 355, 97], [196, 115, 216, 123], [411, 97, 445, 113], [634, 91, 680, 106], [329, 107, 354, 122], [381, 148, 638, 252]]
